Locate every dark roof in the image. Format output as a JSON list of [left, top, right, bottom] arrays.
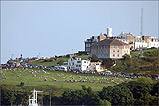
[[91, 39, 128, 46]]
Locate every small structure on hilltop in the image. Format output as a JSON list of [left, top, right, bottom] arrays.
[[139, 50, 144, 58], [28, 89, 43, 106]]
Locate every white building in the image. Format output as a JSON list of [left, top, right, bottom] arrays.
[[134, 36, 147, 49], [89, 62, 104, 72], [134, 42, 147, 49], [67, 57, 90, 71], [148, 37, 159, 48], [134, 36, 159, 49]]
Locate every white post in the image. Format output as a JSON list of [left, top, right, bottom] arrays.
[[29, 96, 30, 104], [36, 91, 37, 104]]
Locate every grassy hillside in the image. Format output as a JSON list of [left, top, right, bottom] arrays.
[[111, 49, 159, 75], [29, 55, 89, 67], [29, 49, 159, 75], [0, 67, 134, 96]]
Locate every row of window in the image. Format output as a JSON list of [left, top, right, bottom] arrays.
[[86, 44, 91, 47], [124, 50, 129, 53], [113, 54, 120, 57], [92, 51, 109, 54], [68, 61, 87, 66], [92, 45, 129, 49], [76, 65, 81, 67], [123, 45, 129, 49], [92, 45, 110, 49], [113, 50, 120, 52], [68, 67, 81, 70], [113, 45, 120, 48]]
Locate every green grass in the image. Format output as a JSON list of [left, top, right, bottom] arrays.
[[0, 68, 135, 96], [29, 55, 89, 67], [130, 49, 159, 58], [76, 55, 89, 59], [111, 49, 159, 75], [29, 49, 159, 75]]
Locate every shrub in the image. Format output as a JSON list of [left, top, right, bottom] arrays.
[[20, 82, 24, 87]]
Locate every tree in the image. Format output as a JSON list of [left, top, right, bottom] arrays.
[[151, 82, 159, 97], [85, 92, 101, 105], [122, 54, 130, 60], [91, 54, 100, 62], [127, 80, 155, 105], [14, 92, 29, 105], [82, 85, 87, 91], [1, 89, 16, 106], [61, 90, 88, 105], [101, 58, 115, 69], [87, 87, 93, 94], [57, 59, 65, 65], [137, 77, 153, 85], [99, 85, 134, 105], [99, 86, 114, 102], [99, 99, 111, 106]]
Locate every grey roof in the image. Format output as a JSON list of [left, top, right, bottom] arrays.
[[91, 39, 128, 46]]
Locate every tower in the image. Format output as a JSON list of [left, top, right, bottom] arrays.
[[107, 28, 112, 37], [140, 8, 143, 35]]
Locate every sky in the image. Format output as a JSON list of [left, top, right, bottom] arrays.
[[1, 1, 159, 64]]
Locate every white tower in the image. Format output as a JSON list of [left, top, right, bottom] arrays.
[[107, 28, 112, 37], [140, 8, 143, 35], [28, 89, 43, 106]]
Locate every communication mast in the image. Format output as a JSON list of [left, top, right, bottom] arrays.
[[140, 8, 143, 36], [28, 89, 43, 106]]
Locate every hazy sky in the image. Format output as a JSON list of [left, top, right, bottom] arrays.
[[1, 1, 158, 63]]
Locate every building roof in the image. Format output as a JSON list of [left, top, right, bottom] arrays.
[[91, 39, 128, 46]]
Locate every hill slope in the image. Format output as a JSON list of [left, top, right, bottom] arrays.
[[110, 49, 159, 75], [29, 49, 159, 75]]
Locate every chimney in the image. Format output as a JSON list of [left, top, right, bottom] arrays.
[[107, 28, 112, 37]]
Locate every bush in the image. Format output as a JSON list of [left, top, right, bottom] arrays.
[[101, 58, 114, 69], [20, 82, 24, 87], [91, 54, 100, 62], [122, 54, 130, 60], [99, 99, 111, 106]]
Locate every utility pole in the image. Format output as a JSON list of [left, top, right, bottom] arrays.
[[39, 52, 40, 59], [140, 8, 143, 36], [11, 54, 14, 60], [50, 91, 51, 106]]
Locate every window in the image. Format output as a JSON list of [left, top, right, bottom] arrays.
[[117, 54, 119, 57], [113, 50, 115, 52], [117, 50, 119, 52], [117, 45, 119, 49], [113, 45, 115, 48], [72, 62, 74, 65], [76, 65, 78, 67], [79, 65, 81, 67], [113, 54, 115, 57], [77, 61, 81, 63], [84, 61, 86, 63]]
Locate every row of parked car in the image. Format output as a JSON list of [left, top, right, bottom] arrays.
[[1, 63, 158, 79], [131, 47, 159, 51]]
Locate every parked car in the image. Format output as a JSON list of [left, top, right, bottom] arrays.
[[104, 71, 112, 75]]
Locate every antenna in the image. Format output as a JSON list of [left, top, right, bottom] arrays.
[[10, 54, 14, 60], [140, 8, 143, 35]]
